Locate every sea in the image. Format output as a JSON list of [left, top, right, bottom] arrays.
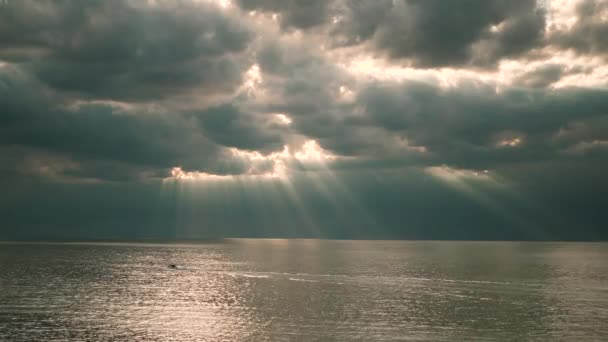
[[0, 239, 607, 341]]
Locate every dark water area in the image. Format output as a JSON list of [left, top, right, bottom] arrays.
[[1, 240, 607, 341]]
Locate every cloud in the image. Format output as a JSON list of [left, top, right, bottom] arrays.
[[194, 103, 286, 152], [331, 0, 546, 67], [0, 64, 239, 181], [0, 0, 253, 100], [0, 0, 607, 240], [513, 64, 565, 87], [0, 66, 209, 165], [2, 0, 606, 176], [235, 0, 330, 30], [550, 0, 608, 57], [237, 0, 548, 68], [351, 79, 608, 168]]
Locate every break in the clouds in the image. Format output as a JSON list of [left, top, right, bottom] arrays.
[[1, 0, 607, 240]]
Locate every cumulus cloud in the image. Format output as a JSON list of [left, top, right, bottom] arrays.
[[0, 0, 253, 100]]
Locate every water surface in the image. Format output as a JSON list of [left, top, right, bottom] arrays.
[[1, 240, 607, 341]]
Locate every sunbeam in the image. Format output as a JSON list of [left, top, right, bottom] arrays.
[[425, 166, 550, 240]]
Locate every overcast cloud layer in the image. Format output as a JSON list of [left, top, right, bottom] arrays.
[[1, 0, 607, 240]]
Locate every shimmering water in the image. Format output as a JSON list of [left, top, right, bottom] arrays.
[[0, 240, 607, 341]]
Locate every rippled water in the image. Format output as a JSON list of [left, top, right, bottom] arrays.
[[1, 240, 607, 341]]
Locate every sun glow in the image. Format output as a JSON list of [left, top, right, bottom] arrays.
[[160, 139, 375, 239], [166, 140, 337, 182], [217, 0, 231, 9], [497, 137, 523, 147], [170, 167, 235, 181], [343, 57, 503, 89], [294, 140, 336, 163], [244, 64, 262, 89], [272, 113, 292, 125], [426, 166, 493, 183]]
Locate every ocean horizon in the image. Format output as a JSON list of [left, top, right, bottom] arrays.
[[2, 239, 607, 341]]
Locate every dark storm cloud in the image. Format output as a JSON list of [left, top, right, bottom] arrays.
[[0, 64, 292, 181], [550, 0, 608, 56], [252, 39, 361, 150], [259, 61, 608, 170], [0, 0, 286, 181], [1, 0, 604, 174], [242, 27, 608, 171], [0, 145, 173, 182], [195, 103, 286, 152], [239, 0, 547, 67], [331, 0, 546, 67], [0, 0, 252, 100], [0, 66, 207, 167], [0, 65, 266, 181], [350, 80, 608, 168]]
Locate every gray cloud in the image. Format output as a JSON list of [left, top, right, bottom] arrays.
[[0, 64, 294, 181], [194, 103, 286, 152], [513, 64, 565, 88], [237, 0, 547, 67], [331, 0, 546, 67], [550, 0, 608, 56], [0, 65, 262, 181], [235, 0, 330, 30], [0, 0, 253, 100], [257, 65, 608, 170], [350, 80, 608, 168], [0, 66, 207, 167], [1, 0, 605, 175]]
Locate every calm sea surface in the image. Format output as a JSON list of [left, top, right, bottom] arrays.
[[0, 240, 607, 341]]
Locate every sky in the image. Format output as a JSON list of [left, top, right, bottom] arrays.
[[1, 0, 607, 240]]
